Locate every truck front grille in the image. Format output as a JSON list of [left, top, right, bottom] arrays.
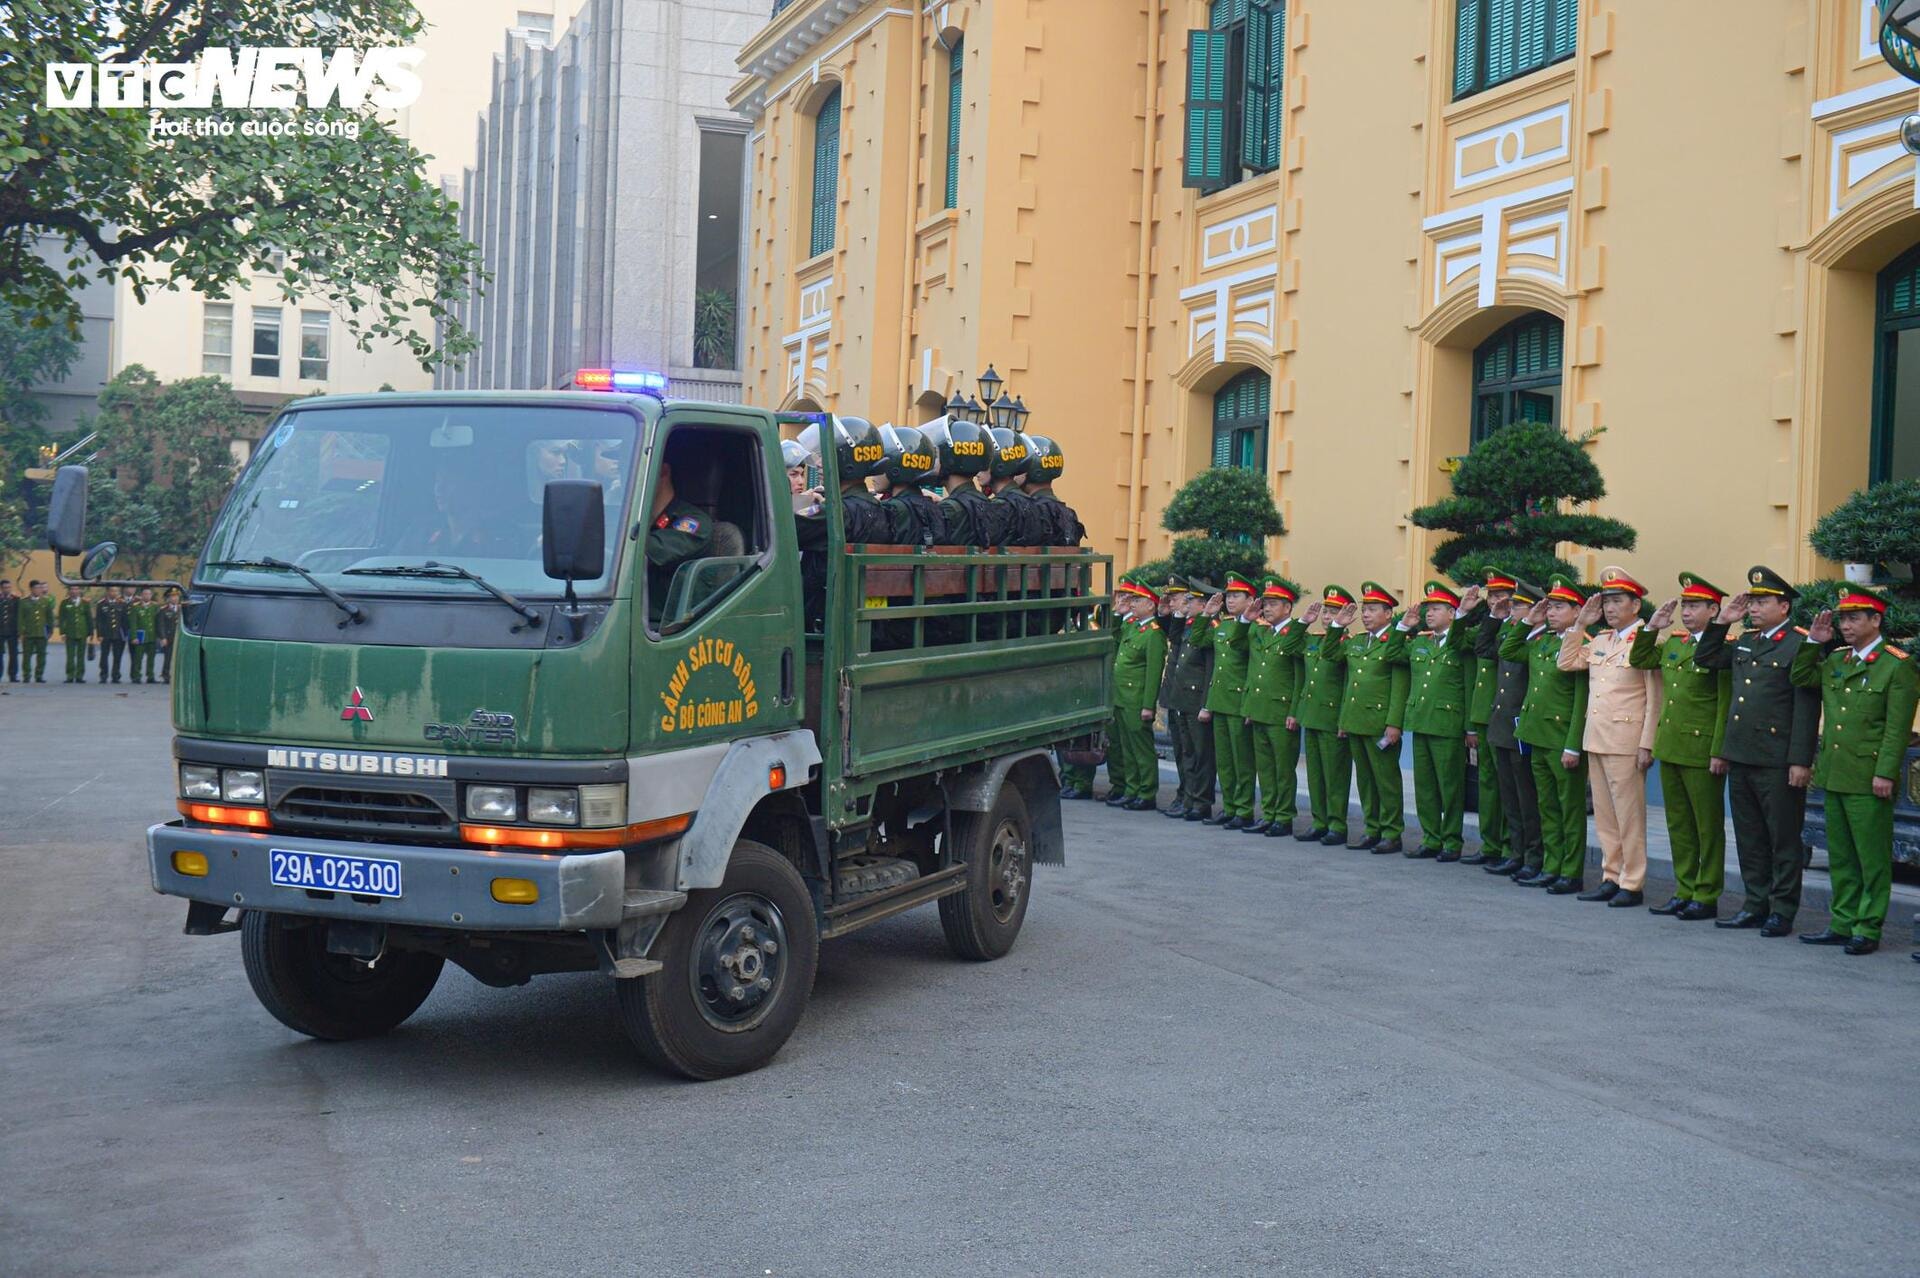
[[275, 786, 454, 837]]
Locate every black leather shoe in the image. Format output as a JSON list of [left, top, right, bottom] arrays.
[[1058, 786, 1086, 801], [1436, 849, 1462, 863], [1758, 914, 1793, 938], [1162, 802, 1186, 819], [1103, 792, 1129, 806], [1300, 827, 1326, 842], [1526, 873, 1561, 889], [1844, 936, 1879, 956], [1222, 816, 1249, 831], [1576, 881, 1620, 902], [1405, 844, 1438, 859], [1203, 811, 1233, 826], [1320, 829, 1347, 846], [1265, 823, 1292, 838], [1715, 910, 1764, 930], [1185, 807, 1210, 822], [1373, 839, 1402, 855], [1800, 930, 1850, 946], [1124, 797, 1156, 812], [1676, 901, 1717, 922], [1547, 877, 1584, 895], [1458, 852, 1488, 866], [1648, 896, 1686, 916], [1243, 820, 1271, 836], [1606, 889, 1644, 908], [1485, 857, 1521, 876], [1357, 834, 1381, 850], [1910, 951, 1919, 964], [1510, 867, 1543, 885]]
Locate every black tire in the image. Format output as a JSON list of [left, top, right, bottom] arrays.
[[615, 840, 819, 1080], [240, 911, 444, 1041], [939, 783, 1033, 961]]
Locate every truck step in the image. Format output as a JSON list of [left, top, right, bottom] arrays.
[[833, 855, 920, 898], [622, 889, 688, 919], [821, 864, 967, 939]]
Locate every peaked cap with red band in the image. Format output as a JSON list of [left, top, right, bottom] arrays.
[[1596, 566, 1647, 598], [1483, 567, 1518, 592], [1322, 584, 1355, 609], [1421, 580, 1461, 608], [1359, 580, 1398, 607], [1261, 575, 1300, 603], [1224, 573, 1256, 596], [1117, 579, 1160, 605], [1835, 585, 1891, 614], [1677, 571, 1725, 602], [1545, 575, 1586, 606]]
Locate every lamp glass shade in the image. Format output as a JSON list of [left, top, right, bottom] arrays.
[[965, 395, 987, 424], [977, 364, 1003, 405], [990, 391, 1017, 431], [1011, 395, 1031, 432]]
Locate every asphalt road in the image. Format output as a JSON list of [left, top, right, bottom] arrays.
[[4, 681, 1917, 1276]]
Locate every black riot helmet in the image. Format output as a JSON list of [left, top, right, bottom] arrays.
[[987, 428, 1032, 482], [796, 414, 886, 481], [884, 425, 935, 488], [923, 415, 990, 478], [1026, 434, 1064, 485]]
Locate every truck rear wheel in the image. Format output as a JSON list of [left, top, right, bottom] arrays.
[[939, 784, 1032, 961], [240, 912, 444, 1041], [615, 840, 819, 1080]]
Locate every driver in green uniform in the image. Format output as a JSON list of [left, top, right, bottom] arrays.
[[644, 458, 712, 623]]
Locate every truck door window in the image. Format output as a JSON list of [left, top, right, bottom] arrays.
[[646, 425, 769, 634]]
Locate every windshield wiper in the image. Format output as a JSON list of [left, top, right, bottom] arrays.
[[205, 557, 367, 627], [344, 561, 543, 630]]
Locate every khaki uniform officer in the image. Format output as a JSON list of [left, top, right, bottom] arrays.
[[1792, 586, 1920, 955], [1558, 567, 1660, 908], [1332, 582, 1410, 854]]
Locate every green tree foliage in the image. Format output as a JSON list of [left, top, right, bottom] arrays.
[[82, 365, 242, 576], [693, 289, 736, 370], [1407, 421, 1635, 585], [1807, 479, 1920, 583], [0, 1, 479, 369], [0, 301, 75, 573], [1160, 467, 1284, 585]]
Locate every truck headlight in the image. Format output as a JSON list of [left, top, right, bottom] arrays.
[[465, 785, 518, 821], [222, 769, 265, 804], [527, 787, 579, 826], [180, 764, 222, 800], [578, 783, 627, 828]]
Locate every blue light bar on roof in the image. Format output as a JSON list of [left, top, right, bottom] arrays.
[[573, 368, 668, 394]]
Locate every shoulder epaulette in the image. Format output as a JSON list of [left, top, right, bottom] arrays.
[[1794, 626, 1808, 635], [1889, 645, 1909, 660]]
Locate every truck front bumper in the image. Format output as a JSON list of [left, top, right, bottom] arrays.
[[146, 822, 626, 931]]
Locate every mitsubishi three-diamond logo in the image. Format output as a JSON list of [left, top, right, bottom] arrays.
[[340, 687, 374, 722]]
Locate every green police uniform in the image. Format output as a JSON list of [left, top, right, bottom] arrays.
[[1333, 583, 1411, 847], [1110, 585, 1168, 805], [1156, 584, 1192, 813], [1163, 582, 1218, 819], [1483, 578, 1543, 875], [95, 595, 130, 682], [1500, 577, 1590, 884], [1692, 566, 1820, 926], [1243, 577, 1306, 834], [127, 599, 160, 682], [1461, 590, 1506, 864], [645, 497, 715, 623], [1400, 582, 1475, 857], [57, 594, 92, 683], [17, 593, 54, 682], [1790, 592, 1920, 946], [157, 602, 180, 682], [1189, 581, 1258, 823], [1629, 573, 1732, 908], [1297, 585, 1354, 841]]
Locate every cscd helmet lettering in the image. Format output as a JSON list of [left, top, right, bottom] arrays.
[[952, 440, 986, 456], [902, 451, 933, 472], [851, 443, 884, 463]]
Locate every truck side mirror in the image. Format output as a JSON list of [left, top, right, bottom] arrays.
[[46, 465, 88, 556], [80, 542, 118, 581], [542, 479, 605, 584]]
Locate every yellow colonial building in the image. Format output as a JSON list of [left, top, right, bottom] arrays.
[[730, 0, 1920, 595]]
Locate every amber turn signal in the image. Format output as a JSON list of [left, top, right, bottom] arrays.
[[459, 812, 690, 850], [178, 800, 271, 830]]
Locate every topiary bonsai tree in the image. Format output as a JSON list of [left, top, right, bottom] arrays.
[[1160, 467, 1284, 585], [1808, 478, 1920, 583], [1408, 421, 1636, 586]]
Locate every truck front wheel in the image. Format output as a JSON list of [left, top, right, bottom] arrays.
[[939, 785, 1033, 961], [615, 840, 819, 1080], [240, 912, 445, 1041]]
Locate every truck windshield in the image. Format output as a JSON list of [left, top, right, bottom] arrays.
[[200, 403, 641, 597]]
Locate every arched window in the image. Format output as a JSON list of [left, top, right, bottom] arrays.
[[1212, 368, 1269, 471], [809, 88, 841, 259], [1452, 0, 1576, 101], [1873, 245, 1920, 484], [944, 40, 963, 210], [1472, 312, 1562, 444]]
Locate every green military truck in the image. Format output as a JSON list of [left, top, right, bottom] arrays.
[[46, 381, 1110, 1079]]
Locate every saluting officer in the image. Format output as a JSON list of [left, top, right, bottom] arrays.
[[0, 579, 18, 682], [1693, 567, 1820, 936], [1296, 586, 1355, 845], [1455, 575, 1505, 867], [1108, 577, 1168, 811], [1792, 586, 1920, 955], [1398, 580, 1476, 861], [1480, 575, 1545, 878], [1503, 576, 1590, 893], [1157, 576, 1193, 817], [1242, 575, 1306, 838], [1189, 574, 1259, 829], [1559, 568, 1660, 908], [17, 580, 54, 683], [157, 589, 181, 683], [1632, 573, 1734, 920], [58, 584, 92, 684], [1332, 582, 1410, 854], [1162, 575, 1218, 822], [95, 584, 130, 684]]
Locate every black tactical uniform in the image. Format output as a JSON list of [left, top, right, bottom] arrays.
[[0, 586, 18, 681], [1481, 589, 1543, 877], [1163, 580, 1218, 820], [95, 593, 130, 684]]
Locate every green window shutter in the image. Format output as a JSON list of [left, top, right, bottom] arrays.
[[1183, 30, 1231, 189], [1212, 425, 1235, 468], [1213, 370, 1271, 471], [1240, 1, 1284, 173], [1209, 0, 1248, 28], [1486, 0, 1518, 86], [810, 88, 841, 258], [1453, 0, 1481, 98], [1517, 0, 1547, 72], [1886, 254, 1920, 320], [945, 41, 963, 210], [1549, 0, 1576, 61]]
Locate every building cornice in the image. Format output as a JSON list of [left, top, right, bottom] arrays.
[[730, 0, 907, 119]]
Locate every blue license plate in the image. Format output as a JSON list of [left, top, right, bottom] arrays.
[[269, 849, 403, 898]]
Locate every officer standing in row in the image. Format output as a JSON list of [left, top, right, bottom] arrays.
[[1334, 583, 1409, 854], [17, 580, 54, 683], [1107, 576, 1167, 811], [1478, 574, 1544, 878], [1295, 587, 1354, 845], [1693, 567, 1820, 936], [1399, 580, 1474, 860], [1242, 576, 1305, 838], [1791, 586, 1919, 955], [1504, 576, 1589, 892], [157, 589, 181, 683], [0, 578, 18, 682], [1157, 577, 1193, 816], [1455, 576, 1505, 868], [58, 583, 92, 683], [1161, 576, 1218, 821], [1632, 573, 1733, 920], [1190, 575, 1258, 829], [128, 587, 160, 683], [94, 582, 129, 684]]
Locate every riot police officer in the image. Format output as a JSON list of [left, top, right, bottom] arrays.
[[923, 417, 1010, 548], [877, 425, 946, 547], [1025, 435, 1084, 547], [795, 415, 894, 630], [986, 428, 1048, 547]]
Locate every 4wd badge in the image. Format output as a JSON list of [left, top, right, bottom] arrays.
[[340, 687, 374, 722]]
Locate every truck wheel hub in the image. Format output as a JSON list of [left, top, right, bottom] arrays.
[[988, 820, 1028, 924], [692, 893, 788, 1029]]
